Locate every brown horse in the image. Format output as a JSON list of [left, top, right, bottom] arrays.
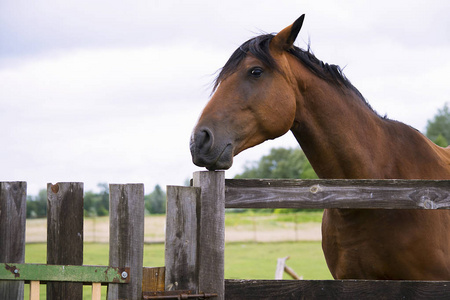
[[190, 15, 450, 280]]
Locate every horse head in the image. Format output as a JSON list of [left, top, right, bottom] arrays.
[[190, 15, 305, 170]]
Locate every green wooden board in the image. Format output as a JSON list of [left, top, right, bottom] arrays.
[[0, 263, 129, 284]]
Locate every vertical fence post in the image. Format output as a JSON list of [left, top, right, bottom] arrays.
[[108, 184, 145, 300], [193, 171, 225, 300], [47, 182, 84, 299], [0, 182, 27, 299], [165, 186, 201, 291]]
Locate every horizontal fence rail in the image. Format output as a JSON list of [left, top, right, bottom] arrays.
[[225, 179, 450, 209], [220, 175, 450, 299], [0, 263, 129, 284], [225, 279, 450, 300]]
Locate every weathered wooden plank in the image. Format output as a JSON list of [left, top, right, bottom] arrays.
[[47, 182, 84, 299], [108, 184, 145, 300], [0, 182, 27, 300], [193, 171, 225, 300], [225, 179, 450, 209], [142, 267, 165, 293], [0, 263, 129, 283], [165, 186, 200, 292], [225, 279, 450, 300]]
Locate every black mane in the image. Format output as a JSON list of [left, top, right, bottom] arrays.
[[214, 33, 377, 115]]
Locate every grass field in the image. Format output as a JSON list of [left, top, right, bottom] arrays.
[[22, 211, 329, 298], [24, 241, 331, 299]]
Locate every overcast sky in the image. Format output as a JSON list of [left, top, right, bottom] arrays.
[[1, 1, 449, 195]]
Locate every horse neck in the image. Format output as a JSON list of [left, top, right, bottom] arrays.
[[290, 76, 436, 180]]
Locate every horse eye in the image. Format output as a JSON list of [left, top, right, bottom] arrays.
[[249, 67, 263, 78]]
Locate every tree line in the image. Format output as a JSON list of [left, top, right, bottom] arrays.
[[26, 183, 166, 219], [26, 102, 449, 218], [426, 103, 449, 147]]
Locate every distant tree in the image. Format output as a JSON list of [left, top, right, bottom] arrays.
[[426, 103, 450, 146], [96, 183, 109, 216], [434, 134, 448, 148], [235, 147, 318, 213], [27, 182, 169, 219], [84, 183, 109, 217], [84, 191, 101, 217], [235, 147, 317, 180], [145, 185, 166, 214], [26, 189, 47, 218]]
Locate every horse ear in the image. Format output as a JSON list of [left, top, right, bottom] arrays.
[[271, 14, 305, 51]]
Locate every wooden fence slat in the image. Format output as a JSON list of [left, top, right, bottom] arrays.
[[0, 182, 27, 299], [165, 186, 200, 292], [108, 184, 145, 300], [225, 279, 450, 300], [225, 179, 450, 209], [46, 182, 84, 300], [193, 171, 225, 300]]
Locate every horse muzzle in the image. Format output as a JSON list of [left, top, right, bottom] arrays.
[[190, 127, 234, 171]]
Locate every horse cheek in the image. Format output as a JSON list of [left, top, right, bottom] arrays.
[[266, 91, 296, 138]]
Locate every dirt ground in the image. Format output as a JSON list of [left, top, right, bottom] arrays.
[[26, 215, 322, 243], [226, 222, 321, 242]]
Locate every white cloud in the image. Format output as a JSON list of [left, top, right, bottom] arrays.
[[1, 0, 449, 195], [0, 44, 225, 194]]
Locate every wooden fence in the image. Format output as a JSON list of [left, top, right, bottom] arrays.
[[0, 182, 146, 299], [1, 172, 450, 299], [166, 171, 450, 300]]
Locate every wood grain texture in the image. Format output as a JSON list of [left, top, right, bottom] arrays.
[[142, 267, 165, 293], [225, 279, 450, 300], [0, 182, 27, 300], [225, 179, 450, 209], [165, 186, 200, 292], [108, 184, 145, 300], [46, 182, 84, 300], [193, 171, 225, 300]]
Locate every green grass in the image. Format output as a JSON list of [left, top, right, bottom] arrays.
[[23, 241, 330, 299], [273, 210, 323, 223], [225, 210, 323, 227], [225, 241, 331, 280]]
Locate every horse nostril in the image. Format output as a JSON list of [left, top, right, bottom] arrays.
[[196, 128, 214, 152]]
